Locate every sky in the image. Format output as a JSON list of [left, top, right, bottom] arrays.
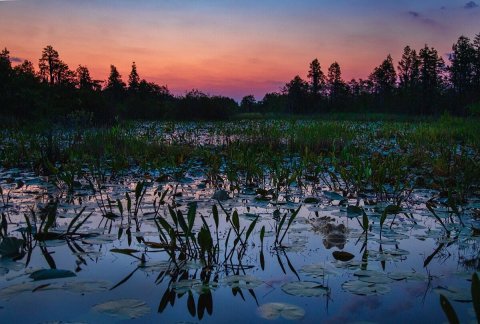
[[0, 0, 479, 100]]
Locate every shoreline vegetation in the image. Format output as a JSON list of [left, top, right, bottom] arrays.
[[0, 32, 480, 123], [1, 117, 478, 201]]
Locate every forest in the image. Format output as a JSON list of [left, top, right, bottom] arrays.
[[1, 33, 480, 123]]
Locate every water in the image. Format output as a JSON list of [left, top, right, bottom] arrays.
[[0, 121, 478, 323]]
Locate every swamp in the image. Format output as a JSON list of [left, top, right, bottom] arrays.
[[0, 117, 479, 323]]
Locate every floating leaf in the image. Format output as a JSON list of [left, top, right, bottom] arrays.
[[342, 280, 391, 296], [172, 279, 202, 294], [347, 206, 363, 217], [332, 251, 355, 262], [92, 298, 150, 319], [301, 264, 339, 278], [221, 275, 263, 289], [110, 248, 139, 255], [387, 271, 425, 281], [62, 280, 111, 293], [323, 191, 345, 201], [257, 302, 305, 320], [434, 287, 471, 302], [212, 190, 229, 201], [30, 269, 76, 281], [303, 197, 319, 204], [0, 282, 38, 300], [281, 281, 329, 297]]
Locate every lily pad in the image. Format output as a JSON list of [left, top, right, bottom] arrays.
[[92, 298, 150, 319], [323, 191, 346, 201], [332, 251, 355, 262], [301, 264, 339, 278], [281, 281, 329, 297], [63, 280, 111, 293], [172, 279, 202, 294], [434, 287, 471, 302], [342, 280, 391, 296], [29, 269, 76, 281], [387, 271, 426, 281], [346, 205, 363, 217], [221, 275, 263, 289], [0, 282, 38, 300], [257, 302, 305, 320], [304, 197, 319, 204]]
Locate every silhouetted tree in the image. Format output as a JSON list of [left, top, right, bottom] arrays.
[[307, 58, 325, 96], [38, 45, 60, 85], [0, 48, 11, 77], [369, 54, 396, 95], [261, 92, 287, 113], [128, 61, 140, 92], [105, 65, 125, 97], [450, 36, 475, 95], [398, 46, 420, 91], [473, 33, 480, 92], [327, 62, 347, 109], [241, 95, 256, 112], [283, 75, 310, 113], [77, 65, 94, 90], [419, 45, 445, 114], [14, 60, 36, 76]]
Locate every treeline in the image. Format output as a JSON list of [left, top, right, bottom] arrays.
[[1, 32, 480, 123], [0, 46, 237, 123], [245, 33, 480, 116]]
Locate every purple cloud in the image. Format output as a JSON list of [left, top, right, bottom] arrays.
[[465, 1, 479, 9]]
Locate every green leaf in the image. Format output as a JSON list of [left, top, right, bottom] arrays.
[[347, 205, 363, 217], [323, 191, 345, 201], [135, 182, 144, 202], [260, 250, 265, 270], [117, 199, 123, 216], [92, 298, 150, 319], [126, 192, 132, 213], [110, 248, 139, 255], [276, 213, 287, 242], [0, 237, 24, 257], [43, 201, 58, 233], [384, 205, 401, 215], [168, 205, 178, 227], [332, 251, 355, 262], [232, 210, 240, 232], [257, 302, 305, 320], [177, 210, 189, 236], [472, 273, 480, 320], [245, 216, 259, 241], [260, 226, 265, 245], [440, 294, 459, 324], [380, 211, 387, 229], [362, 210, 369, 232], [66, 206, 86, 234], [187, 202, 197, 233], [30, 269, 76, 281], [212, 205, 219, 230], [187, 291, 196, 317], [198, 226, 213, 251]]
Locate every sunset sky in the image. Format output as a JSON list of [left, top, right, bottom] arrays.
[[1, 0, 479, 100]]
